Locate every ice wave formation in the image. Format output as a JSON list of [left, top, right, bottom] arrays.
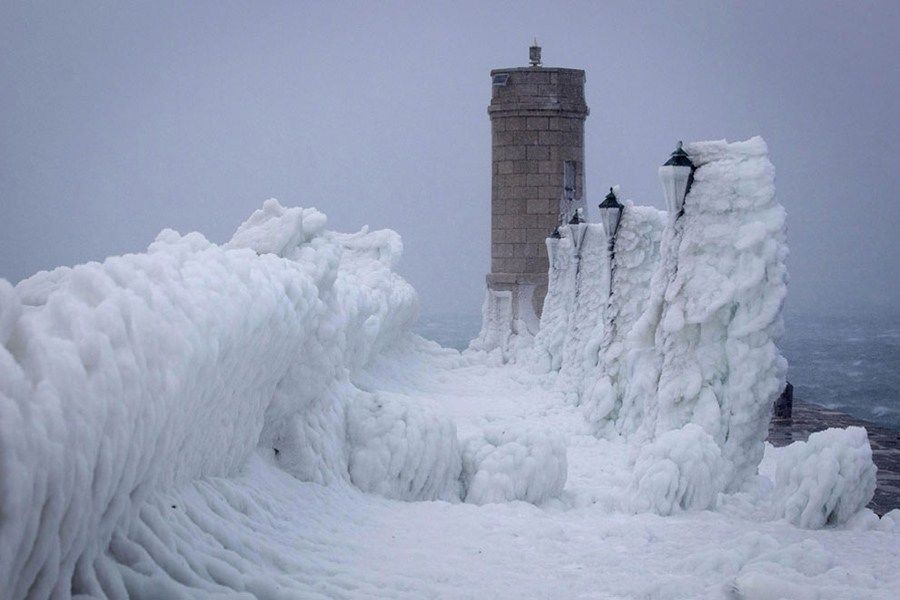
[[1, 139, 897, 599]]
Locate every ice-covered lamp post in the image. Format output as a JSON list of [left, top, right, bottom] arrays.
[[658, 141, 695, 221], [598, 187, 624, 252], [598, 187, 624, 300], [568, 207, 588, 258]]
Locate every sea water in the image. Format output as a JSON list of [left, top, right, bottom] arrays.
[[414, 310, 900, 429]]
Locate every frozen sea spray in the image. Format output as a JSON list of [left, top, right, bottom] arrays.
[[772, 426, 876, 528], [629, 424, 727, 515], [639, 137, 788, 491], [0, 199, 421, 597], [461, 425, 567, 505], [347, 391, 462, 502]]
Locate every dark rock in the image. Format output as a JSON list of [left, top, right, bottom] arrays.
[[774, 382, 793, 419]]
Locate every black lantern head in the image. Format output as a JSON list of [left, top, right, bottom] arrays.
[[568, 208, 584, 225], [598, 187, 625, 240], [663, 141, 693, 168]]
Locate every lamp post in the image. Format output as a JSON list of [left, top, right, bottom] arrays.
[[568, 207, 587, 258], [598, 187, 625, 252], [658, 141, 695, 221], [598, 187, 624, 299]]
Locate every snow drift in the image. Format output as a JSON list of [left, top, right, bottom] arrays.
[[0, 199, 425, 597], [772, 426, 877, 528], [461, 425, 567, 505], [628, 424, 727, 515]]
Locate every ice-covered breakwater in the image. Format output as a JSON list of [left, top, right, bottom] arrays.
[[0, 200, 412, 596], [0, 199, 574, 597], [0, 139, 893, 599], [475, 137, 876, 515]]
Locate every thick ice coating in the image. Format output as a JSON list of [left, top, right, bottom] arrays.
[[772, 426, 877, 528], [2, 139, 895, 599], [581, 204, 665, 435], [628, 424, 727, 515], [647, 138, 788, 491], [0, 199, 422, 597], [460, 425, 567, 505], [347, 390, 462, 501]]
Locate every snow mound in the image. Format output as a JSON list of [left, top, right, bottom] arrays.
[[0, 199, 422, 597], [226, 197, 328, 256], [772, 426, 877, 528], [461, 425, 567, 505], [629, 424, 727, 515], [347, 391, 462, 501]]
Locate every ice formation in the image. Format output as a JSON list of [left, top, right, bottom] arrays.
[[641, 137, 788, 491], [1, 140, 896, 599], [0, 199, 424, 596], [468, 289, 540, 365], [460, 425, 567, 505], [529, 138, 787, 496], [772, 426, 877, 528], [628, 424, 727, 515], [347, 390, 462, 501], [530, 229, 580, 373], [554, 225, 611, 397], [581, 204, 665, 434]]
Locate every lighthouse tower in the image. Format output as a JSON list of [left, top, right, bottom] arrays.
[[475, 44, 589, 352]]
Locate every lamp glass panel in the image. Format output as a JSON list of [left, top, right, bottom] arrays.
[[599, 207, 621, 239], [658, 164, 692, 218]]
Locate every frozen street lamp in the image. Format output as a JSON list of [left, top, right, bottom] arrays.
[[598, 187, 624, 251], [568, 207, 585, 225], [658, 141, 695, 221], [599, 187, 624, 299]]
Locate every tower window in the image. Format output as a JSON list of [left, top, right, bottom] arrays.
[[492, 74, 510, 86]]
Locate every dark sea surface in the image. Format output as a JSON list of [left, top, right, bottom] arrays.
[[414, 311, 900, 429]]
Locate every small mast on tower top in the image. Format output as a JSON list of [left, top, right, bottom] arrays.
[[529, 39, 542, 67]]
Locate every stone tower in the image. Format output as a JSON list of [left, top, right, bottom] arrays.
[[480, 44, 589, 346]]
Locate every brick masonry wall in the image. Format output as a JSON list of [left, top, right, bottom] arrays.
[[488, 68, 588, 279]]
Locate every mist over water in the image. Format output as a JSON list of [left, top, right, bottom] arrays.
[[415, 311, 900, 429]]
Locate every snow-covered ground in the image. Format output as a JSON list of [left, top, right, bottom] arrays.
[[2, 152, 898, 597], [35, 338, 898, 599]]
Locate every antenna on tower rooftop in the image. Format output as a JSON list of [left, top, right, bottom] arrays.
[[529, 39, 542, 67]]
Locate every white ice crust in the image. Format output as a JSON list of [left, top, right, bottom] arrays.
[[0, 199, 427, 596], [581, 204, 665, 435], [461, 425, 567, 505], [637, 138, 790, 492], [772, 426, 877, 528], [531, 137, 790, 495], [628, 423, 727, 515], [347, 390, 462, 502], [0, 139, 894, 599]]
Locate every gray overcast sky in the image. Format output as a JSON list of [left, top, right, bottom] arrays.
[[1, 1, 898, 316]]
